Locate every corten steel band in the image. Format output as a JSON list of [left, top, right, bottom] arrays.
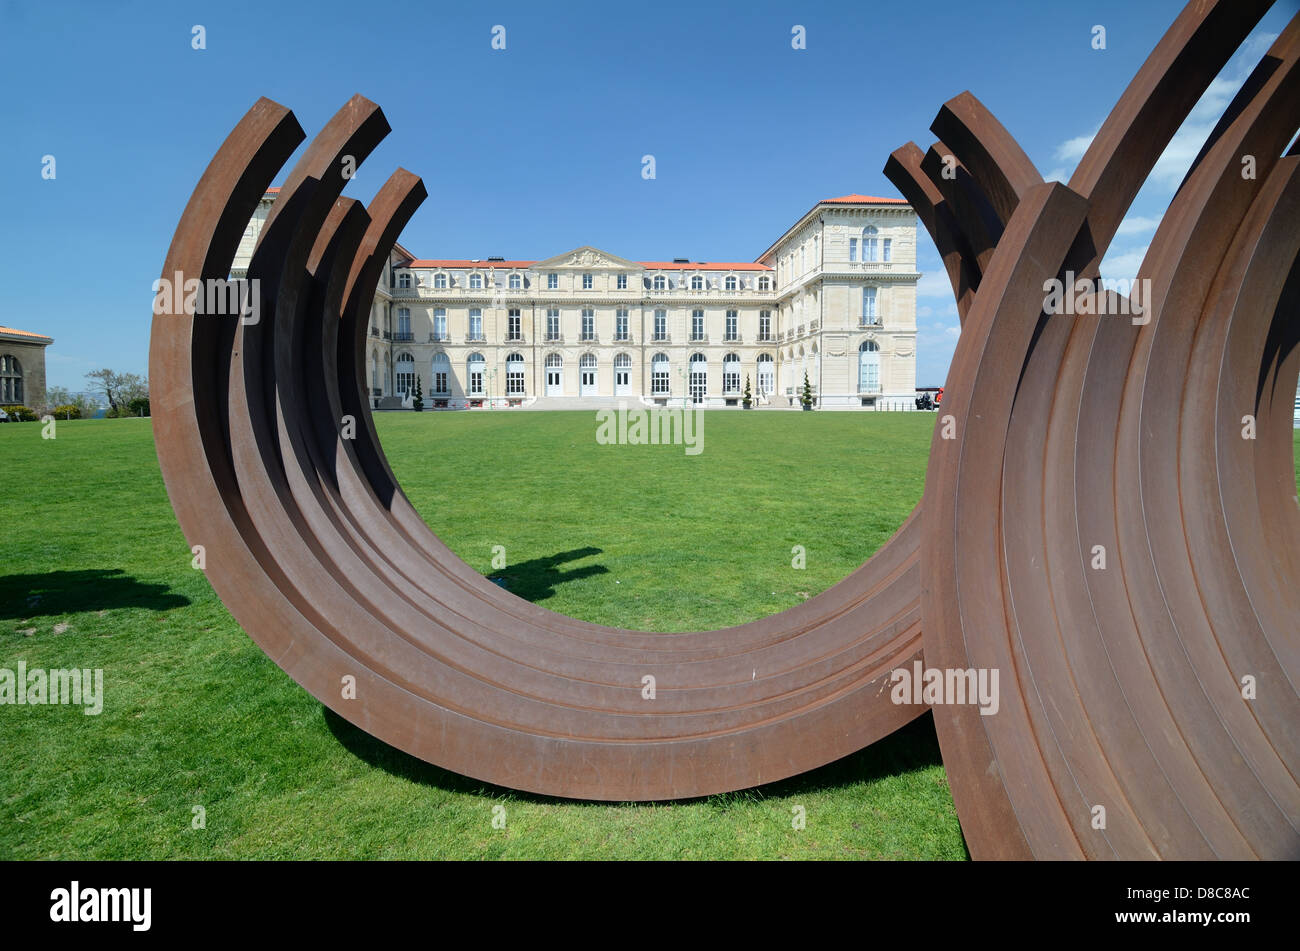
[[150, 0, 1299, 855], [150, 102, 926, 802]]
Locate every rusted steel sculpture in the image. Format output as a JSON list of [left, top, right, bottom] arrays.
[[151, 0, 1298, 856], [149, 98, 926, 802], [887, 0, 1300, 858]]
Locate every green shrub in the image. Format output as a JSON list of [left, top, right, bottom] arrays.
[[126, 396, 151, 417], [1, 404, 38, 422], [51, 404, 83, 420]]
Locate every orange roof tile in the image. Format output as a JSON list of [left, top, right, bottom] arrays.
[[403, 260, 772, 271], [820, 193, 908, 204], [0, 326, 53, 342]]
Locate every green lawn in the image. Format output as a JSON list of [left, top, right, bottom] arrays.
[[2, 409, 950, 858]]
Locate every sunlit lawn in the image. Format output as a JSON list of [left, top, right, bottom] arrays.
[[0, 410, 968, 858]]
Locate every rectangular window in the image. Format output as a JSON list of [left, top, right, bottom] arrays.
[[654, 310, 667, 341], [547, 308, 560, 341], [507, 309, 521, 341], [865, 237, 878, 262], [397, 369, 414, 395], [581, 308, 595, 341], [398, 272, 411, 288], [725, 310, 737, 341], [582, 273, 593, 290], [507, 367, 524, 395], [433, 308, 447, 340], [691, 309, 704, 341], [759, 310, 771, 341], [849, 238, 858, 262], [435, 371, 448, 394], [724, 367, 740, 393], [469, 309, 483, 340], [615, 309, 629, 340], [862, 287, 879, 324], [617, 274, 627, 290], [397, 307, 411, 340], [882, 238, 892, 262], [547, 273, 558, 290], [652, 366, 669, 394]]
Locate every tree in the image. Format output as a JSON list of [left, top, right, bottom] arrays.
[[742, 375, 752, 410], [800, 371, 814, 410], [411, 374, 424, 412], [86, 369, 148, 417], [45, 385, 72, 410]]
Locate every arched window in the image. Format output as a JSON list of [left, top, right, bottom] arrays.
[[579, 352, 597, 395], [689, 352, 707, 404], [862, 225, 879, 262], [614, 352, 631, 395], [545, 352, 562, 396], [725, 275, 737, 291], [758, 275, 771, 291], [859, 340, 881, 394], [505, 352, 524, 395], [469, 273, 483, 289], [432, 352, 450, 394], [395, 352, 415, 396], [757, 353, 774, 395], [0, 354, 23, 404], [653, 275, 666, 291], [691, 275, 703, 291], [508, 273, 522, 290], [433, 273, 447, 289], [651, 353, 670, 395], [467, 352, 486, 396], [722, 353, 740, 394]]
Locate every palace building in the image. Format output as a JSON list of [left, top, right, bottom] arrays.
[[235, 191, 919, 409], [0, 325, 53, 408]]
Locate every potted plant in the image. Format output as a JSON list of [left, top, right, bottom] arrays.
[[742, 375, 752, 410], [412, 376, 424, 412], [799, 372, 814, 411]]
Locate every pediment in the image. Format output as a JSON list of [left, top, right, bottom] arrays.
[[532, 246, 643, 270]]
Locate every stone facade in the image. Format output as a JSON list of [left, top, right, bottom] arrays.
[[0, 326, 53, 408], [236, 191, 920, 409]]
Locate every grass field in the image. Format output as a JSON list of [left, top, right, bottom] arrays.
[[23, 408, 1287, 860]]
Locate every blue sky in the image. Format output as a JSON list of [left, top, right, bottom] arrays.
[[0, 0, 1292, 391]]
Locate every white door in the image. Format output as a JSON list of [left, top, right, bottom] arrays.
[[615, 367, 630, 396], [580, 365, 596, 396], [546, 363, 562, 396]]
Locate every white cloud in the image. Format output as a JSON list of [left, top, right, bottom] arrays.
[[1116, 215, 1162, 236], [1099, 244, 1149, 285], [915, 269, 954, 299]]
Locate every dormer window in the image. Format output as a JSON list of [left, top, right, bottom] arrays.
[[434, 273, 447, 289], [398, 272, 411, 289], [509, 273, 522, 289], [725, 275, 737, 291], [653, 275, 666, 291], [469, 273, 484, 289], [691, 275, 703, 291], [758, 276, 771, 291]]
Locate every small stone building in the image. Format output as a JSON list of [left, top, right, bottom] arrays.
[[0, 326, 54, 408]]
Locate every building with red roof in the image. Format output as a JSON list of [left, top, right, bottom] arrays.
[[239, 190, 920, 409]]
